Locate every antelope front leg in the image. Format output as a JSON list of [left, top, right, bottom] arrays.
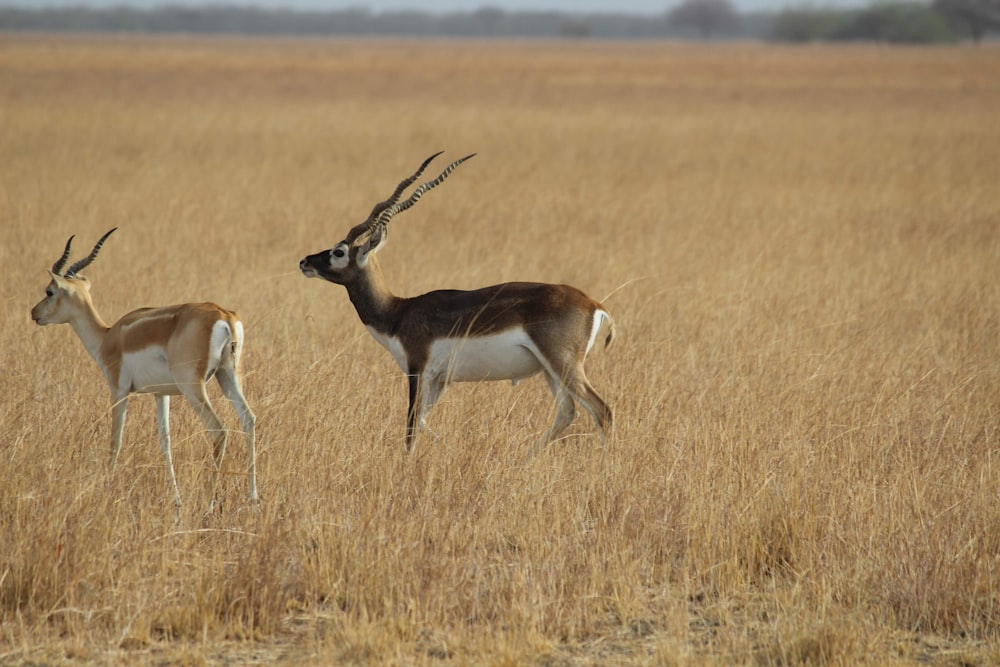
[[419, 375, 446, 445], [109, 392, 128, 472], [154, 394, 183, 508], [405, 371, 447, 451], [405, 372, 421, 452]]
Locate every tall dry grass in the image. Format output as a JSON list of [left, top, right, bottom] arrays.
[[1, 36, 998, 665]]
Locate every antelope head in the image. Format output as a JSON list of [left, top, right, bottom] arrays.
[[300, 152, 475, 285], [32, 228, 117, 326]]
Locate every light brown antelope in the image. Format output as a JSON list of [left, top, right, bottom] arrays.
[[299, 152, 614, 451], [31, 228, 257, 510]]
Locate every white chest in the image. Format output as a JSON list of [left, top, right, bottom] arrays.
[[365, 326, 409, 371]]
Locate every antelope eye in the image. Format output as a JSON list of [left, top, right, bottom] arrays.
[[332, 248, 345, 259], [45, 288, 54, 298]]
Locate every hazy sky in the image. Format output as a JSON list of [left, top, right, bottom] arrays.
[[9, 0, 875, 13]]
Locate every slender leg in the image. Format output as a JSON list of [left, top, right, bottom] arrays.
[[562, 365, 613, 444], [541, 371, 577, 444], [216, 368, 258, 503], [109, 392, 128, 471], [404, 369, 447, 451], [417, 374, 447, 445], [179, 383, 226, 512], [154, 394, 183, 508], [531, 349, 613, 448], [405, 372, 421, 452]]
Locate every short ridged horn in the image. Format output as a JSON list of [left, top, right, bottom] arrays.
[[51, 235, 75, 275], [64, 228, 117, 278]]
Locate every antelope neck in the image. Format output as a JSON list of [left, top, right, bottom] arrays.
[[69, 302, 111, 366], [344, 261, 400, 334]]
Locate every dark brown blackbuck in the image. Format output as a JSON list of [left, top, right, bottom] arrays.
[[299, 152, 614, 451]]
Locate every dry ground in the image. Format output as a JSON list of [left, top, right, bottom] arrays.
[[1, 36, 999, 665]]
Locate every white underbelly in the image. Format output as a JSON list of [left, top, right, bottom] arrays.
[[427, 330, 542, 383], [365, 326, 544, 383], [122, 348, 180, 394]]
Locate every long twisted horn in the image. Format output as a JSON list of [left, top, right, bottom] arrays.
[[365, 151, 443, 224], [64, 228, 117, 278], [375, 154, 475, 228], [51, 235, 75, 275]]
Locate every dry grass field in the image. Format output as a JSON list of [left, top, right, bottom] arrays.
[[1, 35, 999, 665]]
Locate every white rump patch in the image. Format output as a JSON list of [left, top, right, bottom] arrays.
[[586, 309, 611, 354], [232, 320, 244, 359], [208, 320, 234, 373]]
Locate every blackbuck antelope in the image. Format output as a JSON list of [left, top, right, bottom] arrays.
[[31, 228, 257, 511], [299, 152, 614, 451]]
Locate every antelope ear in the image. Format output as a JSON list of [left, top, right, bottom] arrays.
[[47, 271, 69, 289], [356, 225, 387, 267], [369, 224, 386, 249]]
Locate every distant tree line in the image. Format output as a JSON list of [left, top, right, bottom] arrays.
[[771, 0, 999, 43], [1, 6, 676, 39], [0, 1, 995, 43]]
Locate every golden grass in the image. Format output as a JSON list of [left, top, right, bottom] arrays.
[[1, 35, 999, 665]]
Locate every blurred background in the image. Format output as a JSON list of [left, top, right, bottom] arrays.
[[1, 0, 997, 43]]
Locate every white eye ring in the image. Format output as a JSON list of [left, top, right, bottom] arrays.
[[327, 244, 351, 269]]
